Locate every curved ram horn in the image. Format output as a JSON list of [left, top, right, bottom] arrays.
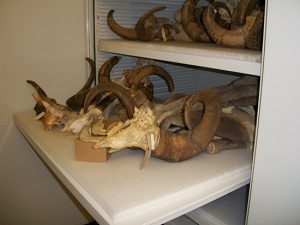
[[130, 65, 174, 93], [203, 5, 246, 48], [152, 89, 222, 162], [66, 57, 96, 111], [181, 0, 211, 42], [209, 0, 232, 29], [231, 0, 257, 27], [98, 56, 121, 84], [84, 82, 136, 118], [107, 10, 138, 40], [96, 93, 118, 110], [135, 6, 167, 41]]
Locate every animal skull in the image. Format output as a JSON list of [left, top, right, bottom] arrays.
[[94, 106, 160, 168]]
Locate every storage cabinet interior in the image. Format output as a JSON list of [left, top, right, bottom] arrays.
[[95, 0, 262, 75], [13, 1, 263, 224], [94, 0, 262, 223]]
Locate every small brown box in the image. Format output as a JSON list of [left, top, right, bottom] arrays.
[[74, 139, 110, 162]]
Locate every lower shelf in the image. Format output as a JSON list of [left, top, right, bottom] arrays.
[[166, 186, 248, 225], [14, 111, 252, 225]]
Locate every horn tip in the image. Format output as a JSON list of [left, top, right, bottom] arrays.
[[108, 9, 115, 15]]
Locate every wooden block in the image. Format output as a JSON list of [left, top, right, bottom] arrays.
[[74, 139, 110, 162]]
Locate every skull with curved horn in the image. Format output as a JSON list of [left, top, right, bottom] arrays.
[[92, 86, 222, 168], [89, 75, 258, 168], [107, 6, 175, 41], [29, 85, 102, 133]]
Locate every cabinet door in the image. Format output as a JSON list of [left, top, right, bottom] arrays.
[[247, 1, 300, 225]]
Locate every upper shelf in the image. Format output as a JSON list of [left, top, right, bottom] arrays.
[[14, 111, 252, 225], [98, 39, 262, 76]]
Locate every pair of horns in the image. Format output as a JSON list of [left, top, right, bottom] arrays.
[[107, 6, 166, 41], [84, 57, 174, 115]]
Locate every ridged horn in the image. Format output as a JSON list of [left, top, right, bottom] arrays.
[[135, 6, 167, 41], [152, 89, 221, 162], [245, 11, 264, 50], [181, 0, 211, 42], [231, 0, 257, 27], [203, 5, 246, 48], [66, 57, 96, 111], [98, 56, 121, 84], [84, 82, 136, 118], [107, 10, 138, 40], [131, 65, 174, 93]]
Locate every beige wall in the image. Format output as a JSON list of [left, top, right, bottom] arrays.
[[0, 0, 90, 224]]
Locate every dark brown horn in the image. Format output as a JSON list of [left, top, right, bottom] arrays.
[[27, 80, 48, 98], [84, 82, 136, 118], [152, 89, 221, 162], [107, 10, 138, 40], [212, 76, 259, 107], [245, 11, 264, 50], [80, 58, 96, 91], [231, 0, 257, 27], [220, 84, 258, 107], [172, 106, 255, 154], [130, 65, 174, 93], [98, 56, 121, 84], [96, 93, 118, 110], [135, 6, 167, 41], [210, 1, 232, 29], [203, 5, 246, 48], [27, 80, 57, 115], [181, 0, 211, 42], [66, 57, 96, 111]]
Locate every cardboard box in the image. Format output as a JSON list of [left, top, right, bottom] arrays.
[[74, 138, 110, 162]]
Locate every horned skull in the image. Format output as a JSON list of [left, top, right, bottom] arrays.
[[94, 106, 160, 168]]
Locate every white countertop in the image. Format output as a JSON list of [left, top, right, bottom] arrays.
[[14, 111, 252, 225]]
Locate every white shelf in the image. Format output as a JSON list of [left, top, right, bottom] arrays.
[[165, 215, 198, 225], [14, 111, 252, 225], [98, 39, 262, 76], [186, 186, 248, 225], [166, 186, 248, 225]]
